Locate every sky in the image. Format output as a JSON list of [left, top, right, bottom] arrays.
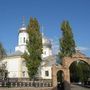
[[0, 0, 90, 56]]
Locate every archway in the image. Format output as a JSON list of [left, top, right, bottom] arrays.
[[52, 52, 90, 89], [57, 70, 64, 83], [57, 70, 64, 90], [69, 60, 90, 84]]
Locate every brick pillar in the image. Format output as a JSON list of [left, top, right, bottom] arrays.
[[64, 68, 71, 90], [64, 68, 70, 83], [52, 65, 57, 87]]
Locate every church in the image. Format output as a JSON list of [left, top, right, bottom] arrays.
[[1, 20, 57, 80]]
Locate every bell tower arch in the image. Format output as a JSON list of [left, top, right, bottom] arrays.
[[15, 17, 28, 53]]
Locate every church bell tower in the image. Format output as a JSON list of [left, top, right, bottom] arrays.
[[15, 17, 28, 53]]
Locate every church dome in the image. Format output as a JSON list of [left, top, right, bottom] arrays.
[[42, 35, 52, 48], [19, 26, 27, 33], [20, 27, 26, 30]]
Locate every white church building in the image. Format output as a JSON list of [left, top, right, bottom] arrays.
[[1, 20, 57, 80]]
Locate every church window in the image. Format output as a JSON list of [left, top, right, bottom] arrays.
[[4, 62, 7, 69], [45, 71, 49, 76], [23, 37, 25, 43], [22, 71, 25, 77]]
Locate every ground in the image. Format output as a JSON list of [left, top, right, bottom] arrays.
[[0, 84, 89, 90], [71, 84, 90, 90], [0, 87, 52, 90]]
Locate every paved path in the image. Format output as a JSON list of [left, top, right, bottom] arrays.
[[71, 84, 90, 90], [0, 85, 89, 90]]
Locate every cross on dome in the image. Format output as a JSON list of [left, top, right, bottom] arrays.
[[19, 16, 26, 31], [22, 16, 26, 27]]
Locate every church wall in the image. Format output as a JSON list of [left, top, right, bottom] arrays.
[[2, 56, 53, 79], [2, 56, 23, 78], [40, 66, 52, 79], [42, 47, 52, 58]]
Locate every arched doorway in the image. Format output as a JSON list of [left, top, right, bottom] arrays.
[[57, 70, 64, 83], [57, 70, 64, 90], [69, 60, 90, 85]]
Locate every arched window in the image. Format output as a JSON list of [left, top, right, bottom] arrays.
[[23, 37, 25, 43], [45, 71, 49, 76], [22, 71, 25, 77]]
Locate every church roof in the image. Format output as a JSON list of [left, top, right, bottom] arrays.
[[8, 50, 23, 57], [42, 35, 52, 48]]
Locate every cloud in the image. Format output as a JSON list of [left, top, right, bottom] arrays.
[[52, 45, 90, 54], [51, 37, 90, 55], [76, 46, 90, 51]]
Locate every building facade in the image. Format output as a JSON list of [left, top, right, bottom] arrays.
[[1, 20, 56, 79]]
